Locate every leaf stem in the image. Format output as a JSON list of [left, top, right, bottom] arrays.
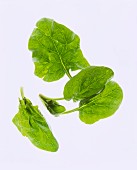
[[66, 70, 72, 79], [61, 107, 79, 114], [39, 94, 64, 101], [52, 97, 65, 101], [20, 87, 24, 99]]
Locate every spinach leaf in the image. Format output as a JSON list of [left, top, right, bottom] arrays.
[[28, 18, 90, 82], [79, 81, 123, 124], [63, 66, 114, 101], [12, 90, 59, 152], [39, 94, 66, 116]]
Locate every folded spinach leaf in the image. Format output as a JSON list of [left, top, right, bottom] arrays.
[[39, 94, 66, 116], [63, 66, 114, 101], [79, 81, 123, 124], [28, 18, 90, 82], [12, 90, 59, 152]]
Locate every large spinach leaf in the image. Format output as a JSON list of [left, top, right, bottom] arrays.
[[64, 66, 114, 101], [28, 18, 90, 82]]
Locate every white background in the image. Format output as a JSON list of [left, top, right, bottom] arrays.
[[0, 0, 137, 169]]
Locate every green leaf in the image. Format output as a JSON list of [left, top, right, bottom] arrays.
[[79, 81, 123, 124], [63, 66, 114, 101], [28, 18, 90, 82], [12, 93, 59, 152], [39, 94, 66, 116]]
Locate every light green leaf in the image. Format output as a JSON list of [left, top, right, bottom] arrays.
[[64, 66, 114, 101], [12, 94, 59, 152], [79, 81, 123, 124], [28, 18, 90, 82], [39, 94, 66, 116]]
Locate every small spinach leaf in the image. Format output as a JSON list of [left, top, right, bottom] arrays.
[[12, 92, 59, 152], [39, 94, 66, 116], [64, 66, 114, 101], [28, 18, 90, 82], [79, 81, 123, 124]]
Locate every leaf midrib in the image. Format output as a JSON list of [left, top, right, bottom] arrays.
[[79, 85, 118, 110]]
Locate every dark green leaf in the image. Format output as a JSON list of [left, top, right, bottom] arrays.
[[28, 18, 90, 82], [39, 94, 66, 116], [79, 81, 123, 124], [64, 66, 114, 101], [12, 96, 59, 152]]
